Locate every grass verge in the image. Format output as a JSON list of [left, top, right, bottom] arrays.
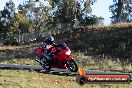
[[0, 52, 132, 73], [73, 52, 132, 73], [0, 69, 132, 88]]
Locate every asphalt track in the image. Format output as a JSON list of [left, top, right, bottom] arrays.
[[0, 64, 132, 80]]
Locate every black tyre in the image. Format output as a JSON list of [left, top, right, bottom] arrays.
[[41, 63, 51, 71], [66, 59, 78, 72], [33, 52, 52, 71]]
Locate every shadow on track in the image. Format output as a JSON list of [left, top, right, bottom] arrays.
[[0, 64, 78, 77]]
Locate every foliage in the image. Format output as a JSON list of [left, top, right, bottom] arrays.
[[0, 0, 16, 40], [15, 13, 30, 33], [52, 0, 97, 26], [3, 35, 18, 45], [109, 0, 132, 23], [81, 15, 99, 26], [0, 0, 97, 45], [53, 0, 76, 23]]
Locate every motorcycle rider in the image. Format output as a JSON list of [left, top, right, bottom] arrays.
[[43, 35, 58, 51], [43, 35, 67, 62], [44, 35, 67, 51]]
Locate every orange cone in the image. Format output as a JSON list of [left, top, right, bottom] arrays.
[[78, 67, 86, 76]]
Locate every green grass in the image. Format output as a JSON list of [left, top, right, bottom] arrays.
[[0, 69, 132, 88]]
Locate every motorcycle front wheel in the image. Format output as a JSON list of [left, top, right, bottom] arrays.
[[66, 59, 78, 72]]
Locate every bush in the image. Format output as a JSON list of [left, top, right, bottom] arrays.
[[81, 15, 99, 26], [3, 36, 19, 45]]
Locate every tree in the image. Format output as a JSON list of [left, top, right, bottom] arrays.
[[82, 0, 96, 14], [53, 0, 76, 23], [51, 0, 97, 26], [26, 0, 97, 27], [0, 0, 16, 36], [109, 0, 132, 23], [33, 2, 53, 36], [17, 0, 53, 35], [0, 0, 20, 45], [15, 13, 30, 33]]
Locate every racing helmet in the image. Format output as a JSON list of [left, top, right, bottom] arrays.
[[45, 35, 54, 45], [60, 43, 67, 50]]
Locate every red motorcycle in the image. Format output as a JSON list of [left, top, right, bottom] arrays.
[[33, 43, 78, 72]]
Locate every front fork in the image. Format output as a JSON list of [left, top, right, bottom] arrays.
[[65, 55, 73, 61]]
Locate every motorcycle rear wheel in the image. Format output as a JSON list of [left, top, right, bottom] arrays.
[[41, 63, 51, 71], [32, 51, 52, 71]]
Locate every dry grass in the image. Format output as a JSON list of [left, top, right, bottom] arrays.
[[73, 52, 132, 73], [0, 58, 38, 66], [0, 45, 23, 50], [0, 43, 41, 50], [0, 52, 132, 72], [0, 70, 132, 88], [85, 22, 132, 31]]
